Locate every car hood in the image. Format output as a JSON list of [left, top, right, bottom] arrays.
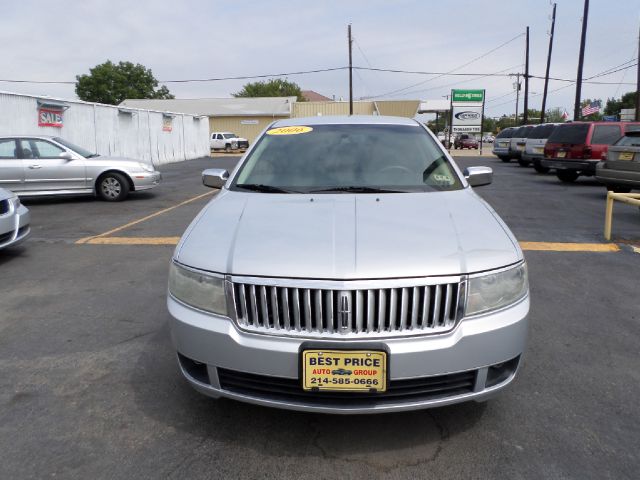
[[176, 188, 522, 279]]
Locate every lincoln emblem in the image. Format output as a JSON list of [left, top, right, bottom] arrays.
[[338, 292, 351, 332]]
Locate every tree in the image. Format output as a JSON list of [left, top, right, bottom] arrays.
[[605, 91, 637, 118], [233, 78, 306, 101], [545, 107, 566, 123], [75, 61, 174, 105]]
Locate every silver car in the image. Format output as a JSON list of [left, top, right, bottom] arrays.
[[0, 188, 30, 249], [492, 127, 516, 161], [508, 125, 535, 162], [168, 116, 530, 414], [522, 123, 558, 171], [0, 136, 162, 201]]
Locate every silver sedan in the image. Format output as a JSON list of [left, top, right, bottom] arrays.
[[168, 116, 530, 414], [0, 188, 30, 249], [0, 136, 161, 201]]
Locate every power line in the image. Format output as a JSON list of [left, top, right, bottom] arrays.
[[364, 32, 524, 98]]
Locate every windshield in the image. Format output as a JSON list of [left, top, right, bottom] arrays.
[[615, 133, 640, 147], [223, 133, 237, 139], [53, 137, 97, 157], [496, 129, 515, 139], [547, 124, 589, 144], [231, 124, 463, 193]]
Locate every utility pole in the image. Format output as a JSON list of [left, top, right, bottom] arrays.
[[514, 73, 521, 126], [541, 3, 557, 124], [523, 26, 530, 124], [636, 20, 640, 121], [348, 24, 353, 115], [574, 0, 589, 120]]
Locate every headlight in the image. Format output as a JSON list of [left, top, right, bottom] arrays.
[[168, 261, 227, 315], [138, 163, 155, 173], [466, 262, 528, 316]]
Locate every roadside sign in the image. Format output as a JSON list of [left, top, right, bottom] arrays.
[[451, 89, 485, 103]]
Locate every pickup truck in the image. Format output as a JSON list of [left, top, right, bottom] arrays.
[[210, 132, 249, 152]]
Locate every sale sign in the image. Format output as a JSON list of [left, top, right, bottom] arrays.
[[38, 108, 64, 127]]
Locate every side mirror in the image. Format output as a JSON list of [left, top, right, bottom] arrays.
[[59, 152, 73, 160], [464, 166, 493, 187], [202, 168, 229, 189]]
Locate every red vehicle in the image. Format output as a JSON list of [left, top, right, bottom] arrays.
[[541, 121, 640, 182], [454, 133, 479, 149]]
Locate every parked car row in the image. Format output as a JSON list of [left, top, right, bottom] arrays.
[[493, 122, 640, 190]]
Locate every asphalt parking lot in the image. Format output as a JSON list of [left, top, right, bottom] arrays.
[[1, 153, 639, 479]]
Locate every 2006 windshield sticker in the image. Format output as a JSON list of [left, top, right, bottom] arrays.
[[266, 126, 313, 135]]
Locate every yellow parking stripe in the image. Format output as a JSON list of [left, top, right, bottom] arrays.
[[79, 237, 623, 251], [76, 191, 214, 244], [82, 236, 180, 245], [519, 241, 620, 252]]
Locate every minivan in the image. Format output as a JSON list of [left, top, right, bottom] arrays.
[[508, 125, 535, 162], [541, 122, 640, 182], [522, 123, 559, 171], [492, 127, 517, 161]]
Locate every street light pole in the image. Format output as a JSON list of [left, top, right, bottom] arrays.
[[348, 24, 353, 116]]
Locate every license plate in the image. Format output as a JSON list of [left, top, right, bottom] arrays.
[[302, 350, 387, 392], [518, 145, 525, 151], [618, 152, 634, 161], [534, 147, 543, 154], [556, 151, 566, 158], [499, 142, 508, 147]]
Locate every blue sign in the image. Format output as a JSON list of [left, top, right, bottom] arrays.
[[603, 115, 617, 122]]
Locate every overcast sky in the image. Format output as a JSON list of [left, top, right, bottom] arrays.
[[3, 0, 639, 119]]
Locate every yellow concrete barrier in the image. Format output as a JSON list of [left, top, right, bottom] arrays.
[[604, 192, 640, 241]]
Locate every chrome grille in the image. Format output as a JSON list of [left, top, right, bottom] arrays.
[[230, 277, 464, 338]]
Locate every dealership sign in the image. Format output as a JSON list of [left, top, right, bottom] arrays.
[[451, 89, 484, 103], [450, 89, 484, 133], [38, 107, 64, 127]]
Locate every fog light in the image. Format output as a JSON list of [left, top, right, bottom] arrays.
[[486, 356, 520, 388]]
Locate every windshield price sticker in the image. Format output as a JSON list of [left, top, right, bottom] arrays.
[[266, 126, 313, 135], [302, 350, 387, 392]]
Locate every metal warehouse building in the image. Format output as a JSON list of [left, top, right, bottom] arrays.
[[121, 97, 295, 144]]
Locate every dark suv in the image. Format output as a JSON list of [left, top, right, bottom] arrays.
[[454, 134, 479, 149], [541, 122, 640, 182]]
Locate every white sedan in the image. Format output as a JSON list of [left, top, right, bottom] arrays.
[[0, 188, 30, 249]]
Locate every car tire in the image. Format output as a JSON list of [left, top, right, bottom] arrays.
[[97, 172, 130, 201], [518, 158, 531, 167], [500, 156, 511, 163], [556, 170, 579, 183], [533, 162, 550, 174], [231, 142, 238, 150], [606, 185, 632, 193]]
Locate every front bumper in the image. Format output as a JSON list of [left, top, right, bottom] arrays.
[[132, 171, 162, 191], [540, 158, 598, 174], [0, 204, 30, 249], [168, 294, 529, 414]]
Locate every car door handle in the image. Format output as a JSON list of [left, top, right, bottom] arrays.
[[28, 165, 42, 169]]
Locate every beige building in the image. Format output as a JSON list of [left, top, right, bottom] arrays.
[[121, 97, 422, 144]]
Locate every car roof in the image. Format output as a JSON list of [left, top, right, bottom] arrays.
[[0, 135, 57, 140], [272, 115, 420, 127]]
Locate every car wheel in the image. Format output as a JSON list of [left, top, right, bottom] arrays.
[[500, 156, 511, 163], [533, 162, 550, 174], [606, 185, 632, 193], [231, 142, 238, 150], [97, 172, 130, 201], [225, 144, 231, 153], [518, 158, 531, 167], [556, 170, 579, 183]]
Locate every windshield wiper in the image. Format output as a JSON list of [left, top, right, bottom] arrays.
[[235, 183, 297, 193], [309, 186, 403, 193]]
